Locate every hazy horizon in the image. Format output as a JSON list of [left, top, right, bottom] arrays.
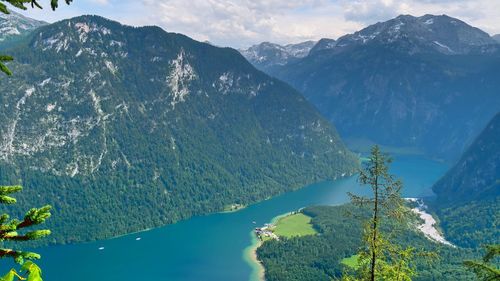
[[15, 0, 500, 49]]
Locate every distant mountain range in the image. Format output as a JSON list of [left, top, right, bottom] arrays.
[[239, 41, 316, 72], [244, 14, 500, 159], [0, 14, 358, 244], [0, 11, 46, 47]]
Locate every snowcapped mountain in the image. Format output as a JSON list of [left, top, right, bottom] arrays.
[[309, 38, 336, 54], [266, 14, 500, 160], [0, 15, 357, 244], [0, 10, 46, 46], [330, 14, 496, 55], [239, 40, 316, 71]]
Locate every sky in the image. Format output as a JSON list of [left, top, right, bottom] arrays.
[[18, 0, 500, 48]]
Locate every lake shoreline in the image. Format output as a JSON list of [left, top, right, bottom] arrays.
[[244, 211, 297, 281], [244, 231, 265, 281]]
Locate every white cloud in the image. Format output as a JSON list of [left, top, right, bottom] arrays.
[[15, 0, 500, 48], [138, 0, 500, 48]]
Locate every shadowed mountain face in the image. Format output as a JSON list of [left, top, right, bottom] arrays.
[[493, 34, 500, 43], [239, 41, 316, 72], [261, 14, 500, 159], [0, 11, 46, 48], [432, 113, 499, 248], [433, 113, 500, 204], [0, 15, 358, 244]]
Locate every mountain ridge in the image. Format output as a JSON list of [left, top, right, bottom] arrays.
[[0, 14, 358, 245], [239, 40, 316, 72], [260, 14, 500, 160], [0, 10, 46, 48]]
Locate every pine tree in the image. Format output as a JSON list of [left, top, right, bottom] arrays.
[[0, 0, 73, 75], [464, 244, 500, 281], [0, 3, 70, 280], [344, 146, 415, 281], [0, 185, 52, 281]]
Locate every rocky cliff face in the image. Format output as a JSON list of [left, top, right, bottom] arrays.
[[0, 15, 358, 244], [0, 11, 46, 47]]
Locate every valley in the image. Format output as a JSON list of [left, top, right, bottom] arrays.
[[0, 4, 498, 281], [0, 155, 446, 281]]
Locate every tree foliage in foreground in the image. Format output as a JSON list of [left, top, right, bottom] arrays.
[[463, 244, 500, 281], [0, 0, 73, 75], [345, 146, 416, 281], [0, 2, 69, 280], [0, 185, 52, 281]]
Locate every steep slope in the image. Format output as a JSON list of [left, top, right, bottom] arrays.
[[239, 41, 316, 72], [433, 113, 499, 203], [0, 16, 358, 244], [268, 14, 500, 159], [432, 113, 499, 247], [308, 38, 336, 54], [493, 34, 500, 43], [0, 10, 46, 48]]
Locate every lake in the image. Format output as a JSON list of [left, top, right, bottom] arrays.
[[31, 155, 447, 280]]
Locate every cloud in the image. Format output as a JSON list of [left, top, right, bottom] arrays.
[[138, 0, 500, 47], [16, 0, 500, 48]]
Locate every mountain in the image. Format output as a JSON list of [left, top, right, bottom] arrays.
[[308, 38, 336, 54], [493, 34, 500, 43], [0, 10, 46, 47], [432, 113, 499, 248], [0, 15, 358, 244], [433, 113, 499, 203], [330, 14, 496, 55], [265, 14, 500, 159], [239, 40, 316, 72]]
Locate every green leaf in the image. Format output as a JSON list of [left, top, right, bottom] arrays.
[[0, 63, 12, 76], [0, 186, 22, 195], [0, 3, 8, 14], [22, 262, 43, 281], [24, 205, 52, 225], [0, 195, 17, 204], [0, 269, 16, 281], [25, 229, 51, 240]]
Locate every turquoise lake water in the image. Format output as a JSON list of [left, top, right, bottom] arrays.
[[25, 155, 447, 281]]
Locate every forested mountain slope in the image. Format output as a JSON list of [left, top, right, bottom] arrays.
[[0, 15, 358, 244], [432, 113, 500, 248]]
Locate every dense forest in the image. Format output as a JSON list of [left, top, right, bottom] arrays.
[[257, 205, 479, 281], [0, 15, 358, 245]]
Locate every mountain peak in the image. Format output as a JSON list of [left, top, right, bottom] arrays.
[[0, 14, 357, 244], [309, 38, 336, 54], [0, 10, 46, 44], [239, 40, 316, 71], [333, 14, 496, 55]]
